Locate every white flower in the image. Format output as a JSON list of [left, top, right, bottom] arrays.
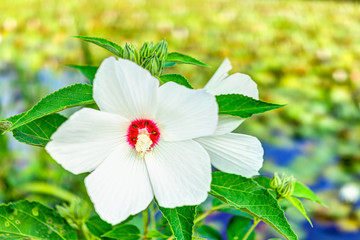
[[45, 57, 218, 224], [195, 59, 264, 177]]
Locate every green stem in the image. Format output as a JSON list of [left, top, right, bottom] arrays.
[[142, 209, 150, 240], [81, 223, 92, 240], [194, 204, 228, 224], [149, 202, 157, 231], [242, 218, 260, 240], [21, 182, 77, 203]]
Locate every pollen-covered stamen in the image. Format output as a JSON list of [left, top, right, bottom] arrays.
[[127, 119, 160, 157]]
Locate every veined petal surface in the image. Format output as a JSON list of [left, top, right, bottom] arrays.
[[46, 108, 129, 174], [156, 82, 218, 141], [93, 57, 159, 120], [206, 73, 259, 100], [85, 143, 153, 224], [214, 115, 245, 135], [145, 140, 211, 208], [196, 133, 264, 178]]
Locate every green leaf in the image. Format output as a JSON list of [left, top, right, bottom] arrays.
[[85, 216, 112, 238], [252, 176, 272, 189], [12, 114, 67, 147], [166, 52, 208, 67], [164, 61, 177, 68], [252, 176, 277, 198], [159, 74, 193, 89], [6, 84, 94, 132], [292, 182, 327, 207], [210, 172, 297, 240], [216, 94, 284, 118], [212, 199, 252, 218], [146, 230, 170, 239], [227, 216, 255, 240], [68, 65, 98, 84], [158, 205, 196, 240], [197, 225, 222, 240], [286, 197, 313, 227], [75, 36, 123, 57], [0, 200, 77, 240], [102, 224, 141, 240]]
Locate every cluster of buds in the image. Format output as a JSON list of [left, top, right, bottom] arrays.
[[270, 172, 296, 199], [56, 198, 91, 230], [121, 39, 168, 77], [123, 43, 140, 64]]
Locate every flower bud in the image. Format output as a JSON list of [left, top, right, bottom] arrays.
[[140, 41, 155, 59], [56, 198, 91, 230], [123, 43, 140, 64], [143, 54, 161, 76], [272, 173, 296, 199], [154, 39, 168, 61], [278, 177, 295, 198], [270, 172, 281, 189]]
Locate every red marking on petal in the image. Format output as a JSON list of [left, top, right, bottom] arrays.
[[126, 119, 160, 148]]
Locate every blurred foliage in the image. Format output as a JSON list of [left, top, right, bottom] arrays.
[[1, 0, 360, 238]]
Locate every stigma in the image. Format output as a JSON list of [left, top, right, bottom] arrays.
[[127, 119, 160, 157]]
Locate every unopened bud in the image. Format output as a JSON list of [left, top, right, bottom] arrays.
[[278, 179, 295, 198], [140, 41, 155, 59], [270, 172, 281, 189], [123, 43, 140, 64], [271, 173, 296, 199], [56, 198, 91, 230], [143, 54, 161, 76], [154, 39, 168, 61], [277, 175, 295, 198]]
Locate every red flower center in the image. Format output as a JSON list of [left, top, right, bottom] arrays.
[[127, 119, 160, 149]]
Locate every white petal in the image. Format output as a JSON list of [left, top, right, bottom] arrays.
[[204, 58, 232, 91], [206, 62, 259, 135], [156, 82, 218, 141], [46, 108, 129, 174], [207, 73, 259, 100], [214, 115, 244, 135], [93, 57, 159, 119], [85, 143, 153, 225], [145, 140, 211, 208], [196, 133, 264, 178]]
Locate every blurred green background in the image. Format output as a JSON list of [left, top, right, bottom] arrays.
[[1, 0, 360, 239]]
